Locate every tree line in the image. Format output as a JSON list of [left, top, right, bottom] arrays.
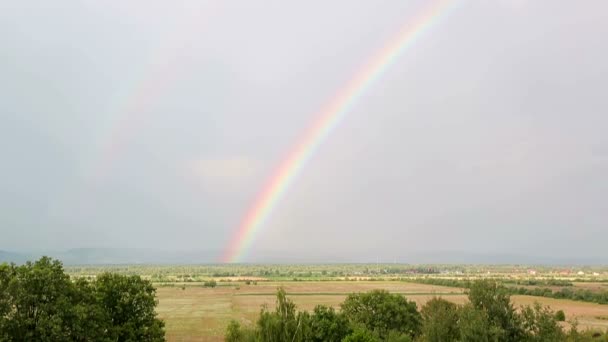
[[226, 280, 607, 342], [410, 278, 608, 305], [0, 257, 165, 341]]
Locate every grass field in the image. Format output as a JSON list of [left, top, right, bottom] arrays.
[[155, 281, 608, 341]]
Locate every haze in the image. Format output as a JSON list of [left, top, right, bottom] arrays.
[[1, 1, 607, 263]]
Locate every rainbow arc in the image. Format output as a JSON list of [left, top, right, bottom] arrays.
[[222, 0, 458, 263]]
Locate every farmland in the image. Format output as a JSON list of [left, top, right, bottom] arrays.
[[64, 264, 608, 341], [154, 281, 608, 341]]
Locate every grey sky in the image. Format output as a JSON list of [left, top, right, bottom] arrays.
[[1, 1, 607, 262]]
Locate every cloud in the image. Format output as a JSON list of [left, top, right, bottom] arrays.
[[185, 156, 263, 195]]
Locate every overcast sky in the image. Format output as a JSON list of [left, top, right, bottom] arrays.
[[1, 0, 607, 262]]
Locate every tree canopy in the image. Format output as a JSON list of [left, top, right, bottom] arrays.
[[225, 280, 607, 342], [0, 257, 165, 342]]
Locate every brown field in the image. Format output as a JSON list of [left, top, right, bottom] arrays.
[[155, 281, 608, 342], [505, 281, 608, 293], [573, 282, 608, 292]]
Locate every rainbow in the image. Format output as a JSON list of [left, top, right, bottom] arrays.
[[87, 6, 219, 183], [222, 0, 457, 263]]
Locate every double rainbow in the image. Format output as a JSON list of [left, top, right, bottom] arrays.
[[222, 0, 457, 263]]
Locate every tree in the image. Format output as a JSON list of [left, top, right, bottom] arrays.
[[341, 290, 421, 339], [0, 257, 116, 341], [0, 257, 86, 341], [342, 326, 379, 342], [226, 320, 245, 342], [420, 297, 459, 342], [95, 273, 165, 341], [467, 279, 524, 341], [308, 305, 351, 342], [225, 320, 258, 342], [0, 263, 15, 327], [555, 310, 566, 322], [256, 288, 311, 342], [520, 303, 565, 341], [66, 278, 113, 341], [458, 304, 498, 342]]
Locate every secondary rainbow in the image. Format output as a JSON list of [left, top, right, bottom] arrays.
[[222, 0, 457, 263]]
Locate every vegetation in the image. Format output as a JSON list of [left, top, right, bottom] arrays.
[[0, 257, 165, 341], [203, 279, 217, 288], [341, 290, 420, 339], [3, 259, 608, 340], [225, 279, 608, 341], [411, 278, 608, 305], [512, 286, 608, 305], [420, 297, 459, 342]]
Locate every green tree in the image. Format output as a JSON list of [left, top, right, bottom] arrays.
[[0, 257, 114, 341], [95, 273, 165, 341], [226, 320, 245, 342], [520, 303, 565, 342], [0, 257, 88, 341], [341, 289, 421, 339], [385, 330, 414, 342], [420, 297, 459, 342], [308, 305, 351, 342], [467, 280, 524, 341], [66, 278, 113, 341], [342, 326, 379, 342], [458, 304, 499, 342], [257, 288, 309, 342], [0, 263, 15, 327], [225, 320, 258, 342]]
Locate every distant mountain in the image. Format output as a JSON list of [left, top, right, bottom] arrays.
[[0, 248, 221, 265], [0, 250, 30, 264]]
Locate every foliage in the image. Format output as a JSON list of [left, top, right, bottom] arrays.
[[420, 297, 459, 342], [555, 310, 566, 322], [341, 289, 421, 339], [520, 302, 565, 341], [308, 305, 351, 342], [342, 326, 380, 342], [203, 280, 217, 288], [513, 286, 608, 305], [223, 280, 608, 342], [411, 277, 608, 305], [226, 320, 258, 342], [0, 257, 165, 342], [457, 303, 499, 342], [467, 279, 525, 341], [95, 273, 165, 341]]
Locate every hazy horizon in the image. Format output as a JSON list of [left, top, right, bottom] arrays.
[[2, 1, 607, 263]]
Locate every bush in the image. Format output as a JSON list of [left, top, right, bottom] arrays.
[[203, 280, 217, 288], [555, 310, 566, 322]]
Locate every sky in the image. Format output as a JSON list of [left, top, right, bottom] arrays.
[[1, 0, 607, 263]]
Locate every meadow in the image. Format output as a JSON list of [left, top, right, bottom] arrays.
[[154, 281, 608, 341], [64, 264, 608, 341]]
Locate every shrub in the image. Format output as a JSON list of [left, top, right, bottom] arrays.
[[203, 280, 217, 288]]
